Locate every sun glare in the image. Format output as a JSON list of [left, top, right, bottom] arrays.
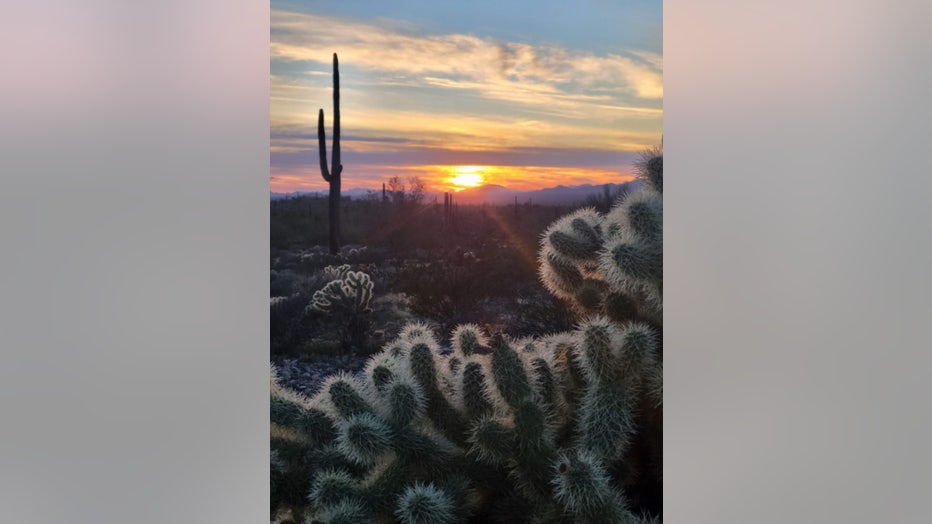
[[448, 165, 486, 189]]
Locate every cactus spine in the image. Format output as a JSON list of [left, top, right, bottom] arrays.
[[318, 52, 342, 255]]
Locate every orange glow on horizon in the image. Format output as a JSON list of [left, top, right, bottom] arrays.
[[446, 165, 486, 190], [428, 165, 633, 193], [269, 164, 635, 194]]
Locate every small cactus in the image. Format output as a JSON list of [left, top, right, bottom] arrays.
[[309, 270, 374, 347], [310, 271, 373, 315], [323, 264, 352, 281]]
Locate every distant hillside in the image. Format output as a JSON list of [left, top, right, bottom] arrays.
[[271, 188, 374, 200], [272, 181, 640, 205], [446, 181, 641, 205]]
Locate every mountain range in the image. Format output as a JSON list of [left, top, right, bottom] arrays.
[[271, 180, 641, 206]]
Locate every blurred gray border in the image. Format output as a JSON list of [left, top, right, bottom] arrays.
[[0, 1, 269, 523], [666, 1, 932, 522], [2, 1, 932, 523]]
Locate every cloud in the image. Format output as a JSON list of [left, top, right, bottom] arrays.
[[271, 106, 658, 155], [270, 10, 663, 104]]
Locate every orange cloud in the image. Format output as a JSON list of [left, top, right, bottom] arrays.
[[273, 108, 658, 154]]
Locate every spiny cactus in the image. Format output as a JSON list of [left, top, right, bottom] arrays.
[[540, 149, 662, 324], [282, 349, 474, 523], [309, 270, 374, 347], [395, 482, 457, 524], [543, 208, 605, 264], [323, 264, 351, 281], [310, 270, 373, 315], [450, 323, 489, 357], [552, 448, 628, 523], [273, 314, 661, 522], [634, 147, 663, 194], [272, 149, 663, 523]]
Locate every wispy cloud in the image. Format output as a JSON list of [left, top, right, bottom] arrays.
[[271, 10, 662, 102]]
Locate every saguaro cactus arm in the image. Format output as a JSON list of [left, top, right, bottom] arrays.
[[318, 109, 331, 183], [318, 53, 342, 183]]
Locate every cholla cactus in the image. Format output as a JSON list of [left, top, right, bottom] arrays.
[[450, 324, 488, 357], [552, 448, 628, 523], [273, 337, 476, 523], [634, 146, 663, 194], [395, 482, 457, 524], [310, 270, 373, 314], [540, 149, 662, 324], [309, 270, 374, 347], [272, 149, 663, 523], [270, 296, 289, 307], [323, 264, 352, 281], [273, 315, 661, 522]]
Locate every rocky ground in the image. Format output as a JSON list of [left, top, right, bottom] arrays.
[[271, 353, 369, 397], [271, 345, 455, 397]]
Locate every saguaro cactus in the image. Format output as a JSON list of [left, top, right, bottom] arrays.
[[318, 53, 342, 255]]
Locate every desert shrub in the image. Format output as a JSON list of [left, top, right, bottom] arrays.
[[271, 294, 315, 356], [369, 292, 417, 342]]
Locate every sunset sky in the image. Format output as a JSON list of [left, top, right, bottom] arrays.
[[270, 0, 662, 194]]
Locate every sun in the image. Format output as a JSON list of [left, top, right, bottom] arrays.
[[448, 165, 486, 189]]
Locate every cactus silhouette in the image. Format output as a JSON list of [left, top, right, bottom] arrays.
[[318, 53, 342, 255], [272, 148, 663, 522]]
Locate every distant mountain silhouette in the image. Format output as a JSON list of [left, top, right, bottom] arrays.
[[271, 181, 641, 205], [449, 184, 517, 204], [445, 181, 641, 205], [271, 188, 375, 200]]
